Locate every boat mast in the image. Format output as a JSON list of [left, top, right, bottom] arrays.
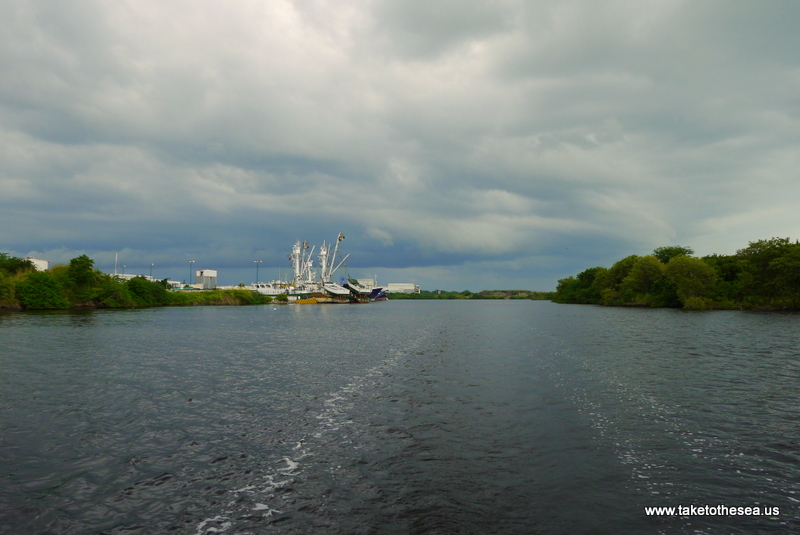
[[302, 243, 315, 283], [318, 241, 330, 282], [290, 240, 314, 285], [326, 233, 345, 281], [331, 253, 349, 281]]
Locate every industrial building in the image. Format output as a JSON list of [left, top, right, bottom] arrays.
[[196, 269, 217, 290], [386, 283, 420, 294]]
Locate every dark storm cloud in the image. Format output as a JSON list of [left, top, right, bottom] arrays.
[[2, 0, 799, 289]]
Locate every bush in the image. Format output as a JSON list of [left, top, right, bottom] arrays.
[[0, 272, 14, 302], [665, 256, 717, 305], [65, 255, 102, 301], [127, 276, 170, 306], [554, 267, 605, 304], [622, 256, 664, 295], [682, 297, 714, 310], [97, 277, 137, 308], [0, 253, 33, 275], [16, 271, 71, 309]]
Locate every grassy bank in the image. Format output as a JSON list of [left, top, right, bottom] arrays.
[[167, 289, 274, 306], [0, 253, 275, 311]]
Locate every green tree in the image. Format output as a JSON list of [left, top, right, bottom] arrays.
[[649, 275, 681, 308], [621, 256, 664, 296], [555, 267, 606, 304], [594, 255, 639, 304], [96, 276, 136, 308], [767, 246, 800, 308], [665, 256, 717, 307], [0, 253, 34, 275], [703, 253, 743, 305], [574, 267, 604, 303], [68, 254, 99, 286], [65, 254, 102, 302], [16, 271, 71, 309], [555, 276, 580, 303], [736, 238, 797, 304], [126, 276, 170, 306], [0, 272, 15, 303], [653, 245, 694, 264], [553, 236, 800, 310]]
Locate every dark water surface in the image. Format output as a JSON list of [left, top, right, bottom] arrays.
[[1, 301, 798, 534]]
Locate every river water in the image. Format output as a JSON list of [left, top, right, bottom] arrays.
[[1, 300, 798, 534]]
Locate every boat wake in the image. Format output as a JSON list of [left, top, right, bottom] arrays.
[[192, 328, 432, 534]]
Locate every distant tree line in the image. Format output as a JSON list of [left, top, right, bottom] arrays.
[[388, 290, 555, 300], [554, 238, 800, 310], [0, 253, 274, 310]]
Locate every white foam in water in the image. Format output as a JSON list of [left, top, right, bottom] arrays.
[[546, 331, 707, 500], [195, 515, 231, 535], [253, 503, 281, 516], [278, 457, 299, 474], [192, 327, 433, 533]]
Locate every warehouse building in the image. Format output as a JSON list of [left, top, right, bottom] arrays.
[[386, 283, 420, 294], [196, 269, 218, 290]]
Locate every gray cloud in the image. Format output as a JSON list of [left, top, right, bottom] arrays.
[[2, 0, 799, 290], [367, 0, 514, 58]]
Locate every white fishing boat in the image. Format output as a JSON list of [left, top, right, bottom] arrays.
[[343, 278, 372, 303], [252, 233, 357, 303], [252, 280, 291, 296], [313, 235, 352, 303]]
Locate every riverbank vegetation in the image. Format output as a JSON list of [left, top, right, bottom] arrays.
[[554, 238, 800, 310], [0, 253, 273, 310]]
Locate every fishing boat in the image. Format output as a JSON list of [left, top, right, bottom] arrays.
[[252, 280, 291, 296], [370, 287, 388, 301], [252, 233, 358, 304], [313, 236, 352, 303], [343, 278, 372, 303]]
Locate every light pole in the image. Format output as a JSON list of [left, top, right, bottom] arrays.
[[188, 260, 195, 285], [122, 265, 126, 275], [150, 263, 153, 280], [254, 260, 262, 283]]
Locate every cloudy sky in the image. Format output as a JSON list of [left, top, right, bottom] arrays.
[[2, 1, 799, 290]]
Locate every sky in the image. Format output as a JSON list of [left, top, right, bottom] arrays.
[[2, 1, 800, 291]]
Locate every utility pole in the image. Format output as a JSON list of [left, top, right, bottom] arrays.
[[254, 260, 262, 283]]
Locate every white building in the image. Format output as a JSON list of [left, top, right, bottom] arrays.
[[386, 283, 420, 294], [196, 269, 218, 289], [26, 258, 49, 271]]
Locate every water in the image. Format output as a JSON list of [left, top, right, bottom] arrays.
[[1, 301, 798, 534]]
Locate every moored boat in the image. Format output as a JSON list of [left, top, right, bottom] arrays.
[[343, 278, 372, 303], [252, 280, 291, 296], [370, 287, 388, 301], [253, 233, 368, 304]]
